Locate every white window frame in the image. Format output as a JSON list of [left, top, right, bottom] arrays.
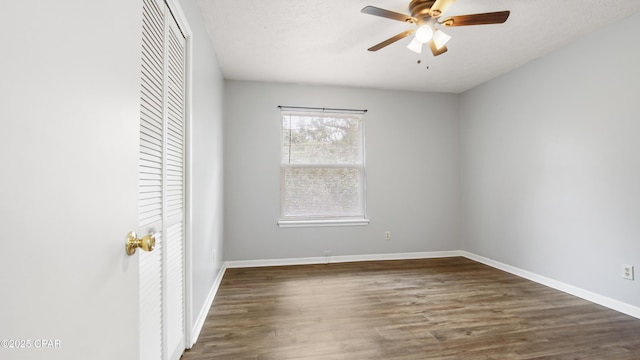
[[277, 107, 369, 228]]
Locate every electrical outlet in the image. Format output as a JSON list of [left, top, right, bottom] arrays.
[[385, 231, 391, 240], [622, 265, 634, 280]]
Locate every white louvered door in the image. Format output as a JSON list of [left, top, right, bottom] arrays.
[[139, 0, 186, 359], [164, 6, 187, 359]]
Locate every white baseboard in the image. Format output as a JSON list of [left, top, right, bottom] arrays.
[[224, 250, 463, 268], [190, 263, 227, 347], [461, 251, 640, 320]]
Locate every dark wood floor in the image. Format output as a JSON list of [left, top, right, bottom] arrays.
[[181, 257, 640, 359]]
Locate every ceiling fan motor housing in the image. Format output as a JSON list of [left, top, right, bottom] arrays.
[[409, 0, 437, 19]]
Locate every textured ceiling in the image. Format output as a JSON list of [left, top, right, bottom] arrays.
[[197, 0, 640, 93]]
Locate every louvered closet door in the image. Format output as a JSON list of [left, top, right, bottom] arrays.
[[139, 0, 186, 359], [164, 7, 186, 360]]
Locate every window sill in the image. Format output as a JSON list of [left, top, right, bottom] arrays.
[[278, 218, 370, 228]]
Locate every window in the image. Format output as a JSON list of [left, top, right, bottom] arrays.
[[278, 108, 369, 227]]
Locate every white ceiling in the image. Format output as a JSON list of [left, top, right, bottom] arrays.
[[196, 0, 640, 93]]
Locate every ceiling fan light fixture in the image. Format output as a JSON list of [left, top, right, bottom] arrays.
[[414, 24, 433, 43], [432, 29, 451, 50], [406, 37, 423, 53], [362, 2, 510, 55]]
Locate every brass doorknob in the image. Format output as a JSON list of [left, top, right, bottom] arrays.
[[126, 231, 156, 256]]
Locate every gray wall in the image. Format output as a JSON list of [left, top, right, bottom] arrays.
[[224, 81, 461, 261], [180, 0, 225, 331], [460, 12, 640, 306]]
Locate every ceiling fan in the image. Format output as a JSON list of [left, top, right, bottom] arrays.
[[362, 0, 510, 56]]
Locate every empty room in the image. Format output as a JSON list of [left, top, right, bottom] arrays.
[[2, 0, 639, 360]]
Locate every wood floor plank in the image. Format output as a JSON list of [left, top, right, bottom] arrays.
[[181, 257, 640, 359]]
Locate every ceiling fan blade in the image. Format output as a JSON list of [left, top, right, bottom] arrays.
[[428, 40, 448, 56], [361, 6, 416, 23], [368, 30, 415, 51], [440, 11, 510, 26], [429, 0, 456, 18]]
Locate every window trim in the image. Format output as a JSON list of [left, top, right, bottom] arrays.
[[277, 218, 370, 228]]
